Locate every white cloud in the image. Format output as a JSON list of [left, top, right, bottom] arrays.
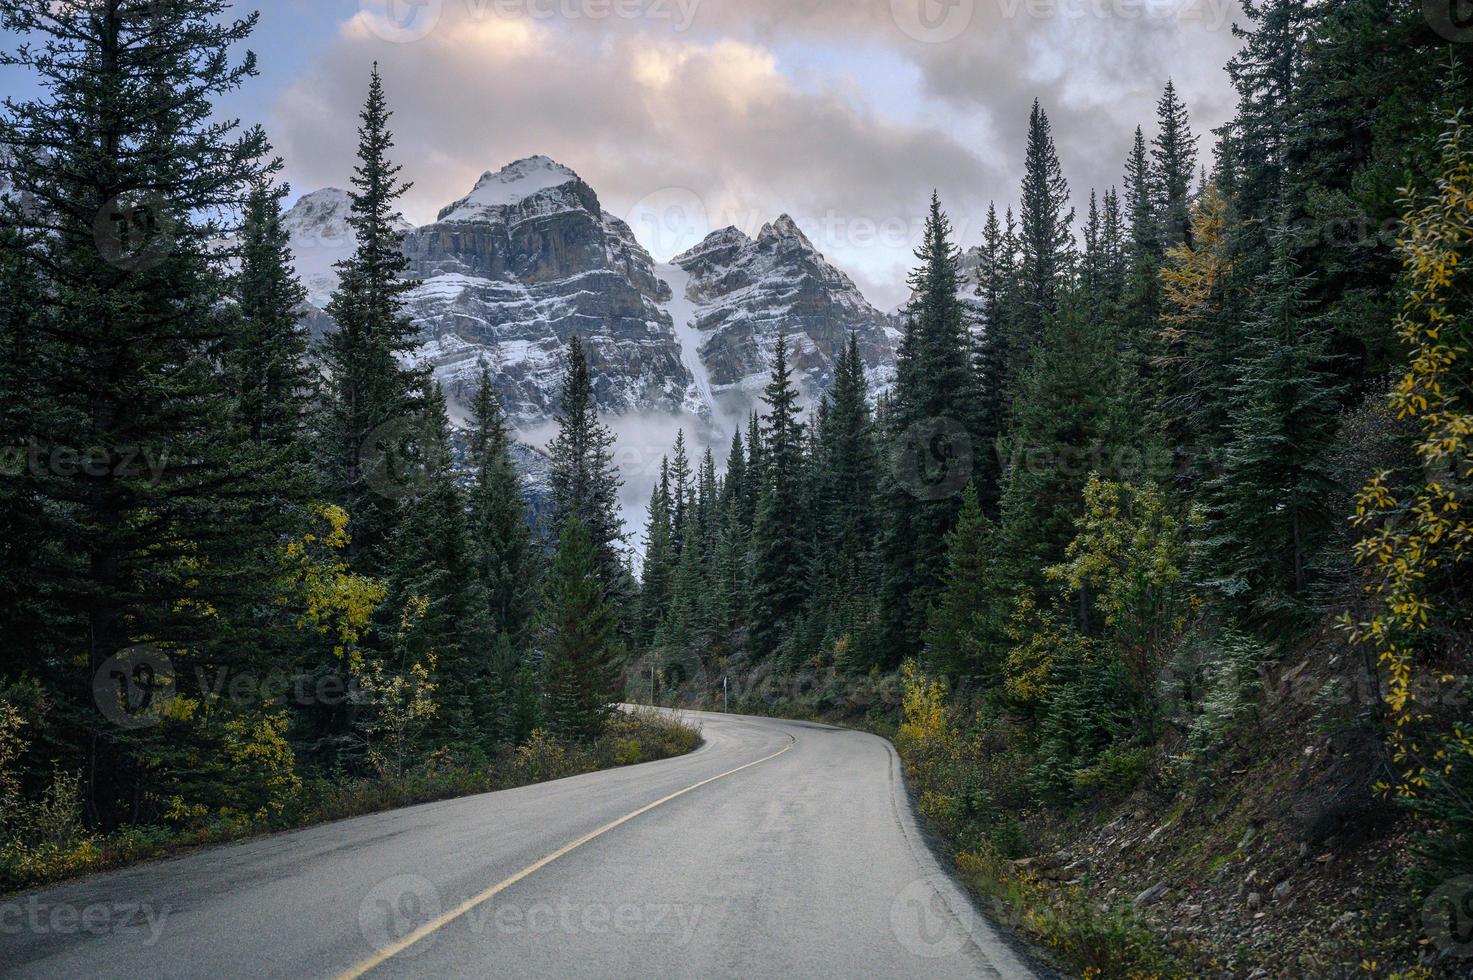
[[270, 0, 1241, 311]]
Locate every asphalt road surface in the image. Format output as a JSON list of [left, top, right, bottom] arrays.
[[0, 710, 1040, 979]]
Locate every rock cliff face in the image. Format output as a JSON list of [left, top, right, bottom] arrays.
[[285, 156, 899, 471], [657, 217, 898, 424]]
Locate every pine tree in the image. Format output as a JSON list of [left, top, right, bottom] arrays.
[[466, 365, 538, 647], [1221, 0, 1314, 267], [740, 412, 764, 535], [320, 65, 424, 575], [1017, 101, 1076, 352], [878, 196, 976, 664], [668, 429, 693, 556], [1151, 80, 1200, 250], [638, 465, 675, 645], [1125, 126, 1165, 324], [0, 150, 48, 679], [1198, 239, 1343, 626], [749, 335, 807, 660], [697, 447, 720, 564], [824, 333, 879, 589], [0, 0, 282, 826], [233, 181, 314, 453], [384, 382, 480, 740], [540, 517, 624, 740], [973, 202, 1015, 514], [997, 290, 1140, 607], [925, 486, 1003, 684], [548, 335, 626, 600]]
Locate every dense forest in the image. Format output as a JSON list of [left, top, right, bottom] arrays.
[[1, 0, 1472, 974], [628, 0, 1473, 972], [0, 0, 666, 890]]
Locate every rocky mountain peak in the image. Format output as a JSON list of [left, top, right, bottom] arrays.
[[757, 213, 814, 251], [673, 225, 752, 266], [437, 155, 588, 223]]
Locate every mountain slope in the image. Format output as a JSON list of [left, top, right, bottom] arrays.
[[284, 157, 899, 468]]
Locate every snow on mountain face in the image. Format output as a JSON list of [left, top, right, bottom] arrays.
[[397, 160, 692, 427], [664, 216, 897, 417], [436, 156, 581, 222], [284, 157, 899, 511], [283, 187, 413, 310]]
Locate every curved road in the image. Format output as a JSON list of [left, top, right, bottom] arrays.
[[1, 711, 1038, 978]]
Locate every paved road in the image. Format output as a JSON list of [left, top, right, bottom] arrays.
[[0, 710, 1039, 978]]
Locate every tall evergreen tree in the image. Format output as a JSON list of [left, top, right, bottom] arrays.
[[998, 290, 1140, 608], [1016, 101, 1076, 351], [384, 382, 480, 738], [233, 182, 314, 454], [925, 485, 1003, 684], [540, 517, 624, 740], [320, 65, 423, 575], [749, 335, 807, 660], [1124, 126, 1162, 328], [973, 202, 1016, 514], [1198, 240, 1343, 626], [548, 335, 626, 600], [0, 0, 281, 826], [878, 196, 977, 663], [638, 464, 675, 645], [1151, 80, 1200, 250], [466, 366, 537, 648]]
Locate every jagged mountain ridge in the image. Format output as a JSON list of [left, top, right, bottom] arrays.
[[285, 156, 898, 440]]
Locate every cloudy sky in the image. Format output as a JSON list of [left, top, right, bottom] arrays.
[[135, 0, 1245, 311]]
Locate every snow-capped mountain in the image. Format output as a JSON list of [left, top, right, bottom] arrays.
[[658, 216, 897, 423], [284, 155, 899, 457], [281, 187, 414, 312]]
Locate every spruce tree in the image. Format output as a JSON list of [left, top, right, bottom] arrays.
[[668, 429, 693, 556], [878, 196, 976, 663], [1151, 80, 1200, 250], [749, 335, 807, 660], [973, 202, 1016, 514], [997, 290, 1139, 607], [1123, 126, 1161, 329], [320, 65, 423, 575], [384, 382, 480, 739], [638, 466, 675, 645], [824, 333, 879, 588], [926, 485, 1003, 685], [466, 365, 537, 647], [233, 181, 314, 453], [1016, 101, 1075, 352], [0, 0, 281, 826], [1198, 241, 1343, 626], [548, 335, 627, 600], [540, 517, 624, 740]]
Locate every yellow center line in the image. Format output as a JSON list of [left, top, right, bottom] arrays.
[[336, 732, 798, 979]]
